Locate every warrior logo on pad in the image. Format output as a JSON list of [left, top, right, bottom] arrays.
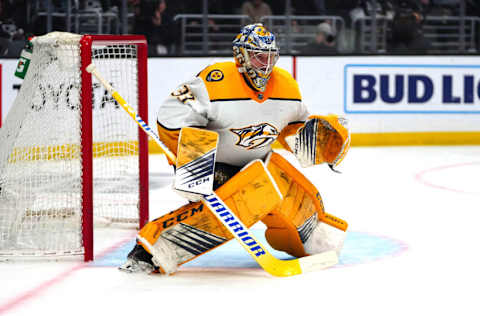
[[230, 123, 279, 150]]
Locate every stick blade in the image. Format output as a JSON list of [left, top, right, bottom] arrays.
[[298, 250, 339, 273]]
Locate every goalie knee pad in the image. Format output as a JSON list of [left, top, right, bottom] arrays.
[[135, 160, 282, 274], [263, 152, 348, 258]]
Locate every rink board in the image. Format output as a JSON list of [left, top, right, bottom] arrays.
[[2, 56, 480, 144]]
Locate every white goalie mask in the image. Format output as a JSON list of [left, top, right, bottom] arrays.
[[233, 24, 279, 92]]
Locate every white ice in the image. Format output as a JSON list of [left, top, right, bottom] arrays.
[[1, 146, 480, 316]]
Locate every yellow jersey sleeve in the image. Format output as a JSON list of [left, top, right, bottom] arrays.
[[197, 62, 250, 101]]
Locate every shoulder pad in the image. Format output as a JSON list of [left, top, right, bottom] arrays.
[[198, 62, 237, 83], [270, 67, 302, 100]]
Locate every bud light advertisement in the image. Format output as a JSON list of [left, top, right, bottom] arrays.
[[344, 64, 480, 114]]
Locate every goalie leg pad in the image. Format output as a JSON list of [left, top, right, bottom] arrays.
[[262, 152, 348, 257], [136, 160, 282, 273]]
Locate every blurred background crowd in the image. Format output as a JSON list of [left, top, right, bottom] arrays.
[[0, 0, 479, 57]]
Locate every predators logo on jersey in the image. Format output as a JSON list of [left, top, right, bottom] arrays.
[[230, 123, 279, 150]]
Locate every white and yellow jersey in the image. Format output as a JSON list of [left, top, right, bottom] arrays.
[[157, 61, 309, 167]]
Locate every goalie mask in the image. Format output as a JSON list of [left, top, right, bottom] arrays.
[[233, 23, 279, 92]]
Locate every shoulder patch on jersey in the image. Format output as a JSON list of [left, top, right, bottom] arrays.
[[206, 69, 224, 82]]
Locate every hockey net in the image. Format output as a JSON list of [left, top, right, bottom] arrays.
[[0, 32, 149, 261]]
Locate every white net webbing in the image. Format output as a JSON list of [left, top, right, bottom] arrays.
[[0, 32, 142, 258]]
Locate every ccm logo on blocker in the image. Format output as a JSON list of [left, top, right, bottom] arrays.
[[344, 64, 480, 113]]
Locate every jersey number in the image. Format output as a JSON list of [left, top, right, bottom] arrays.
[[171, 85, 195, 104]]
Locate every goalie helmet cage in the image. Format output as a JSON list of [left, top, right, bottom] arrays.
[[0, 32, 149, 261]]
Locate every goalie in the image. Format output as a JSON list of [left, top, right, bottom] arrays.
[[120, 23, 350, 274]]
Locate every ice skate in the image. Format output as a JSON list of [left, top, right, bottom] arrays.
[[119, 244, 158, 274]]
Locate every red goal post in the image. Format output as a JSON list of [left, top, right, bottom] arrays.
[[80, 35, 149, 261], [0, 33, 149, 261]]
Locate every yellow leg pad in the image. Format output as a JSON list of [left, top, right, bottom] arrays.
[[266, 152, 348, 230], [139, 160, 282, 266], [263, 213, 307, 258], [266, 152, 326, 215], [263, 152, 348, 257]]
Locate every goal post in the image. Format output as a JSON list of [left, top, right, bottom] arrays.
[[79, 34, 150, 261], [0, 32, 149, 261]]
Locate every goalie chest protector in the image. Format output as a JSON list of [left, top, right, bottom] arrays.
[[195, 62, 308, 166]]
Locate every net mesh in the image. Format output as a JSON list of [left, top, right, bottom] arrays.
[[0, 32, 142, 258], [90, 42, 140, 225]]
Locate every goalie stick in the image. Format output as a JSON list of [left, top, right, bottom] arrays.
[[86, 63, 339, 277]]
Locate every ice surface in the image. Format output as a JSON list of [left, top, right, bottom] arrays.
[[1, 147, 479, 316]]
